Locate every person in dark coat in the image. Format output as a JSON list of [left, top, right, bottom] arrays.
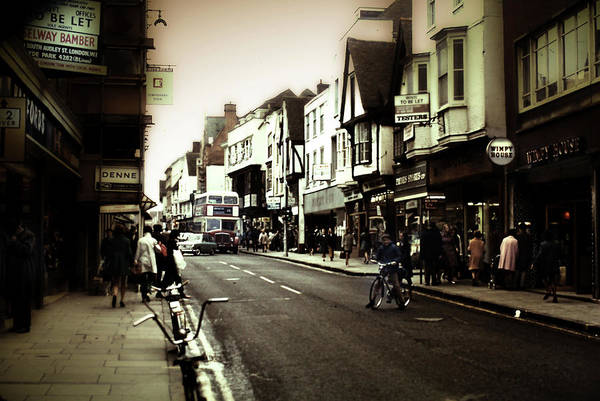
[[105, 223, 133, 308], [152, 225, 167, 286], [161, 230, 188, 297], [534, 230, 561, 303], [359, 229, 371, 264], [318, 228, 328, 262], [420, 221, 442, 285], [398, 230, 413, 277], [326, 227, 336, 261], [516, 223, 533, 289], [6, 219, 36, 333]]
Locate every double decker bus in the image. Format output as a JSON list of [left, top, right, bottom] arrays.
[[191, 191, 241, 253]]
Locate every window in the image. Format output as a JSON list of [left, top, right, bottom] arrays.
[[305, 116, 310, 140], [312, 150, 317, 182], [428, 0, 435, 27], [208, 196, 222, 204], [331, 136, 337, 180], [437, 36, 465, 107], [417, 63, 428, 93], [223, 196, 238, 205], [393, 128, 403, 159], [336, 131, 347, 169], [266, 163, 272, 190], [517, 2, 597, 110], [267, 133, 272, 157], [354, 122, 371, 164], [319, 105, 324, 133], [312, 111, 317, 138], [305, 153, 310, 186]]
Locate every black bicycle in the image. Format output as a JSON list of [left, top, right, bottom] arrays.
[[368, 261, 411, 309], [133, 285, 228, 401]]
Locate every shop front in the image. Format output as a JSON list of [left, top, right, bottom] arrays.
[[304, 185, 345, 251]]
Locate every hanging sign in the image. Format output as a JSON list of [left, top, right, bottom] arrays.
[[486, 138, 515, 166], [394, 93, 430, 123], [146, 66, 174, 105]]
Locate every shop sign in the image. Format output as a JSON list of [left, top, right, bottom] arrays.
[[95, 166, 141, 192], [395, 162, 427, 191], [24, 0, 107, 76], [424, 198, 444, 209], [525, 137, 582, 166], [313, 163, 331, 181], [403, 124, 414, 141], [343, 189, 363, 202], [146, 66, 174, 105], [362, 177, 386, 193], [0, 98, 26, 161], [394, 93, 430, 123], [406, 200, 418, 210], [267, 196, 281, 210], [486, 138, 515, 166], [304, 187, 344, 213]]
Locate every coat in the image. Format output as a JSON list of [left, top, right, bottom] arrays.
[[134, 233, 158, 274], [6, 228, 35, 299], [420, 228, 442, 262], [534, 240, 560, 279], [467, 238, 485, 270], [342, 233, 354, 252], [499, 235, 518, 271], [105, 233, 133, 276], [359, 232, 371, 252]]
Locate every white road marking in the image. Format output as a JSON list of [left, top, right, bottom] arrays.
[[185, 303, 235, 401], [260, 276, 275, 284], [225, 278, 240, 281], [229, 265, 241, 270], [280, 285, 302, 295], [219, 261, 228, 265], [243, 270, 256, 276]]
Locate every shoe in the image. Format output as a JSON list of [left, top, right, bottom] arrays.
[[119, 301, 125, 308], [112, 296, 116, 308], [365, 301, 374, 308], [552, 297, 558, 303], [543, 293, 550, 300]]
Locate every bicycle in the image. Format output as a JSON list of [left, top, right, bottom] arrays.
[[368, 261, 411, 310], [133, 284, 228, 401]]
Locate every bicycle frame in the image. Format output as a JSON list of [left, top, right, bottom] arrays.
[[368, 261, 411, 309]]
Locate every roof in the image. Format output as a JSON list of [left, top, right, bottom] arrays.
[[299, 89, 316, 98], [284, 97, 310, 141], [186, 152, 200, 176], [347, 38, 396, 111], [257, 89, 296, 112]]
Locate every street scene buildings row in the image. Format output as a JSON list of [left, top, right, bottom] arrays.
[[160, 0, 600, 299]]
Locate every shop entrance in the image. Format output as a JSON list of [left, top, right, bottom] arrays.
[[546, 202, 592, 293]]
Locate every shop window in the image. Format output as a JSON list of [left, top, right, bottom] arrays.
[[353, 122, 371, 165]]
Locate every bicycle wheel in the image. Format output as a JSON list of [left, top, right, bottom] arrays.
[[397, 278, 411, 309], [369, 277, 385, 309]]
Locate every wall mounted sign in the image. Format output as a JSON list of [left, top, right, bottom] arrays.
[[0, 98, 25, 161], [95, 166, 141, 192], [394, 93, 430, 123], [313, 163, 331, 181], [146, 66, 174, 105], [525, 136, 582, 166], [486, 138, 515, 166], [395, 162, 427, 190]]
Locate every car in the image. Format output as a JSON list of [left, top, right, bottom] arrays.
[[177, 233, 217, 256], [209, 230, 239, 254]]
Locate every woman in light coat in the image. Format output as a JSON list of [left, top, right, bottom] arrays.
[[467, 231, 485, 286], [499, 229, 519, 288], [134, 226, 158, 303]]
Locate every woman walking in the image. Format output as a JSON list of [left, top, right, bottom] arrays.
[[441, 224, 459, 283], [105, 224, 133, 308], [327, 228, 336, 261], [134, 226, 157, 302], [342, 229, 354, 266], [359, 229, 371, 264], [467, 231, 485, 286], [534, 230, 561, 303], [318, 228, 328, 262]]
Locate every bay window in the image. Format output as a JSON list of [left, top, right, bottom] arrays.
[[437, 34, 464, 107], [353, 122, 371, 165]]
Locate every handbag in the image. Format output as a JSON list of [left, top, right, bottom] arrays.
[[340, 251, 346, 259], [131, 261, 142, 275], [173, 249, 187, 272]]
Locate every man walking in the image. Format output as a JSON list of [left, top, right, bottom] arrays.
[[420, 221, 442, 285]]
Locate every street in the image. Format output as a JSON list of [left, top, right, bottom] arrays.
[[181, 254, 600, 401]]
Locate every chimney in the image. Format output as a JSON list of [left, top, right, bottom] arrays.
[[317, 80, 329, 94], [224, 103, 238, 133], [192, 141, 201, 153]]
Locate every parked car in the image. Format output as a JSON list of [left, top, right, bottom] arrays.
[[178, 233, 217, 256], [208, 230, 239, 254]]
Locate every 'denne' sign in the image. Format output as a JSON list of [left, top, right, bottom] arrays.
[[486, 138, 515, 166], [95, 166, 140, 192]]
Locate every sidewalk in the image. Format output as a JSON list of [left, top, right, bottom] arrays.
[[241, 248, 600, 337], [0, 292, 183, 401]]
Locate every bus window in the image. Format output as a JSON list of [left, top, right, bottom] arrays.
[[224, 196, 238, 205], [197, 196, 206, 205], [222, 220, 237, 231], [207, 219, 221, 231], [208, 196, 222, 204]]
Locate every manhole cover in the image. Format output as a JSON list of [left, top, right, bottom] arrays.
[[414, 317, 444, 322]]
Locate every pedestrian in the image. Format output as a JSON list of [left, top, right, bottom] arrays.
[[420, 221, 442, 285], [259, 229, 268, 252], [152, 224, 167, 286], [105, 223, 133, 308], [516, 223, 533, 289], [467, 231, 485, 286], [162, 229, 189, 297], [342, 229, 354, 266], [100, 228, 114, 295], [534, 230, 561, 303], [6, 218, 36, 333], [327, 227, 336, 261], [398, 230, 412, 276], [441, 224, 459, 284], [359, 228, 371, 264], [498, 228, 519, 289], [318, 228, 328, 262], [134, 226, 157, 303]]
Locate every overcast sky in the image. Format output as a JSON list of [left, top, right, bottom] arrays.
[[144, 0, 393, 204]]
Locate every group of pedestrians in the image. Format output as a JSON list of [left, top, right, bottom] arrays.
[[420, 221, 463, 286], [99, 224, 187, 308]]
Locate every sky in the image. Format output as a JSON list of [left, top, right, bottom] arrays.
[[144, 0, 393, 205]]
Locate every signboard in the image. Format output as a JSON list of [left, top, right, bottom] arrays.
[[403, 124, 414, 141], [486, 138, 515, 166], [24, 0, 106, 75], [210, 206, 233, 216], [395, 162, 427, 191], [313, 163, 331, 181], [394, 93, 430, 123], [267, 197, 281, 210], [0, 98, 26, 161], [95, 166, 141, 192], [525, 137, 582, 166], [146, 66, 174, 105]]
